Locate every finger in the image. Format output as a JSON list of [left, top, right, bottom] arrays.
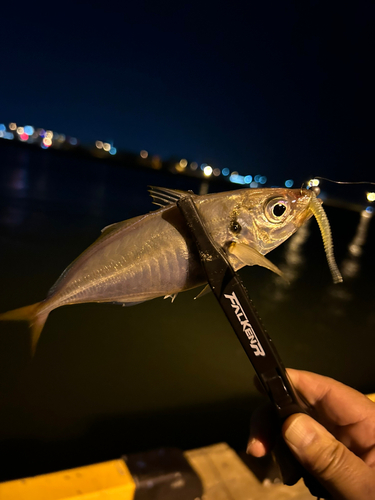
[[283, 413, 375, 500], [286, 369, 375, 456], [247, 402, 279, 457], [286, 368, 375, 428]]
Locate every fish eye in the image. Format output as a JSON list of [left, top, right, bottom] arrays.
[[273, 203, 286, 217], [265, 198, 290, 223], [230, 220, 242, 233]]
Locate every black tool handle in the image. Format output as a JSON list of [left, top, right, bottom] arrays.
[[177, 194, 330, 498], [177, 195, 305, 418]]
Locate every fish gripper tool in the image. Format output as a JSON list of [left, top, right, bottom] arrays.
[[175, 191, 330, 500]]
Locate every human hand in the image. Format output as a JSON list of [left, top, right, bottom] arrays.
[[247, 369, 375, 500]]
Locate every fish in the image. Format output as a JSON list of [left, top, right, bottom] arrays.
[[0, 186, 342, 354]]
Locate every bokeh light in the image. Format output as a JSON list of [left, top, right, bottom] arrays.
[[308, 178, 320, 187], [203, 165, 213, 176], [24, 125, 34, 135]]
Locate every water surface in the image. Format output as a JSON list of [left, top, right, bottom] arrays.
[[0, 141, 374, 480]]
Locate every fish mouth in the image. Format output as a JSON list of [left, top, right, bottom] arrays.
[[308, 192, 343, 284]]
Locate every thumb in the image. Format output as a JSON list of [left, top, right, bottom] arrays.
[[282, 414, 375, 500]]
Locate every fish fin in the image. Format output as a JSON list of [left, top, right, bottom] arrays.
[[228, 242, 287, 281], [148, 186, 193, 207], [0, 302, 49, 356], [194, 285, 211, 299], [164, 293, 178, 303], [101, 222, 119, 233]]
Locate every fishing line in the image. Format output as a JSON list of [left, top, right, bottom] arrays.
[[314, 176, 375, 186]]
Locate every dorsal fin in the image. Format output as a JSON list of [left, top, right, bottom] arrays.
[[148, 186, 193, 207]]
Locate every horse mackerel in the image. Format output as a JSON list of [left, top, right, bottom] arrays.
[[0, 186, 341, 354]]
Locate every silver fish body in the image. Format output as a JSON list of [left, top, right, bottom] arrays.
[[1, 186, 335, 353], [47, 205, 206, 309], [45, 187, 313, 311]]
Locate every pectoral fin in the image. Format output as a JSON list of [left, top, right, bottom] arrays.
[[194, 285, 211, 299], [164, 293, 178, 303], [228, 242, 286, 281]]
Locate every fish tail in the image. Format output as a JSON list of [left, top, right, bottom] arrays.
[[0, 302, 49, 356]]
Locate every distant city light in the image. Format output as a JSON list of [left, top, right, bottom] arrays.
[[1, 119, 310, 188], [367, 192, 375, 202], [203, 165, 213, 177], [230, 172, 246, 185], [0, 131, 14, 140], [24, 125, 34, 135], [308, 178, 320, 187], [366, 206, 374, 213], [151, 155, 162, 169]]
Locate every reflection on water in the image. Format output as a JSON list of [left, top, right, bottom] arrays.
[[7, 167, 29, 194], [271, 220, 311, 302], [340, 209, 373, 280], [0, 142, 374, 481], [328, 208, 373, 314]]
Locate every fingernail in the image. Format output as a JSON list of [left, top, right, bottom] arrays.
[[246, 438, 256, 454], [284, 414, 317, 449]]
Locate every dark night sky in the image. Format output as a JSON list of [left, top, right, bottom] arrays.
[[1, 1, 374, 183]]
